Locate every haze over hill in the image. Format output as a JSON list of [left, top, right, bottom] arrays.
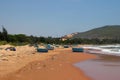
[[62, 25, 120, 39]]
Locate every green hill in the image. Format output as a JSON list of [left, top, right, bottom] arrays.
[[72, 25, 120, 39]]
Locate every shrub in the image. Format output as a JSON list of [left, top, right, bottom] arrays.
[[0, 41, 8, 45]]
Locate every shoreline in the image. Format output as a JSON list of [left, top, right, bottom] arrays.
[[74, 54, 120, 80], [0, 47, 96, 80]]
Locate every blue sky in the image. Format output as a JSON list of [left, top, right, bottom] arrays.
[[0, 0, 120, 37]]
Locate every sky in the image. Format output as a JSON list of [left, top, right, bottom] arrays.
[[0, 0, 120, 37]]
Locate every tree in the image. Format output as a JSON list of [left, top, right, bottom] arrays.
[[15, 34, 27, 42], [2, 26, 8, 41], [8, 34, 17, 42], [39, 36, 45, 43], [0, 31, 2, 41]]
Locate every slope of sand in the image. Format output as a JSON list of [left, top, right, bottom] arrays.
[[0, 45, 96, 80]]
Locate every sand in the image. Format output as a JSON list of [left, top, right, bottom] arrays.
[[0, 45, 96, 80]]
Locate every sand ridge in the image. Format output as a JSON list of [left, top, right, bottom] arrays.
[[0, 45, 96, 80]]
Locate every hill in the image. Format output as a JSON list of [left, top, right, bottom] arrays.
[[63, 25, 120, 39]]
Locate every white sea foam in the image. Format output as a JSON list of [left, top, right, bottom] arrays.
[[83, 45, 120, 56]]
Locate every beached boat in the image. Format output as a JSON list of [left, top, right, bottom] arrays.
[[46, 44, 54, 50], [37, 48, 48, 52], [72, 48, 84, 52], [64, 45, 69, 48]]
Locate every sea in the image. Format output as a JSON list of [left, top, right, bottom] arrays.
[[74, 54, 120, 80]]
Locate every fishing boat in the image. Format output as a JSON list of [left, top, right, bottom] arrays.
[[37, 48, 48, 52], [72, 47, 84, 52], [46, 44, 54, 50]]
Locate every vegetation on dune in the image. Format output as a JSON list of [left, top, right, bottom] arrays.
[[0, 25, 120, 45], [0, 27, 62, 45]]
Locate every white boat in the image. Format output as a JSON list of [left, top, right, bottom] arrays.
[[83, 45, 120, 56]]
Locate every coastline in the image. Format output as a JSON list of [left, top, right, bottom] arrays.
[[74, 54, 120, 80], [0, 46, 96, 80]]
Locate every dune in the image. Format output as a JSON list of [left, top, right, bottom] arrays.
[[0, 45, 96, 80]]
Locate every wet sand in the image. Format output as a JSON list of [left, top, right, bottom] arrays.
[[75, 54, 120, 80], [0, 45, 96, 80]]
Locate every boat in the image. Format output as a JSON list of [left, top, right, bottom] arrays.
[[72, 47, 84, 52], [64, 45, 69, 48], [37, 48, 48, 52], [46, 44, 54, 50]]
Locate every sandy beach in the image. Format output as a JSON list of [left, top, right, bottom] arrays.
[[0, 45, 96, 80]]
